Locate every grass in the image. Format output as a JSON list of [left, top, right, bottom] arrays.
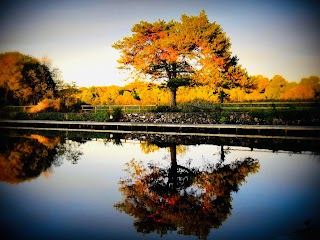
[[0, 107, 124, 122], [1, 102, 319, 125]]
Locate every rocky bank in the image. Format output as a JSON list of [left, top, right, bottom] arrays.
[[120, 112, 320, 126]]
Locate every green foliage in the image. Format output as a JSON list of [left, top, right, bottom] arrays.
[[132, 91, 141, 101], [63, 112, 84, 121], [248, 110, 276, 122], [167, 78, 191, 89], [219, 116, 228, 124], [111, 107, 123, 121], [58, 82, 83, 112], [152, 105, 181, 112], [0, 109, 29, 120], [32, 112, 65, 121], [179, 104, 202, 113], [93, 111, 110, 122]]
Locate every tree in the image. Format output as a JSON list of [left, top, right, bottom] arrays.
[[299, 76, 320, 98], [265, 75, 288, 100], [57, 81, 82, 111], [113, 11, 247, 107], [0, 52, 57, 105]]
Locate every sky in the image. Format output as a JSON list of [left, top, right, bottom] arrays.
[[0, 0, 319, 87]]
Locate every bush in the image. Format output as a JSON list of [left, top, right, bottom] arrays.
[[64, 112, 84, 121], [32, 112, 65, 121], [93, 111, 110, 122], [248, 110, 276, 122], [1, 110, 30, 120], [152, 105, 181, 112], [60, 99, 86, 112], [29, 98, 61, 113], [111, 107, 123, 121], [219, 116, 228, 124]]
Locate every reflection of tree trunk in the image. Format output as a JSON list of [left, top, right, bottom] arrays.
[[220, 145, 225, 162], [168, 144, 177, 190]]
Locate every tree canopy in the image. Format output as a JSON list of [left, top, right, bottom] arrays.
[[0, 52, 57, 105], [113, 11, 249, 107]]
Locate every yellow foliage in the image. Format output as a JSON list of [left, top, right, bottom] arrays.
[[76, 74, 319, 105], [140, 142, 160, 154], [228, 88, 246, 102]]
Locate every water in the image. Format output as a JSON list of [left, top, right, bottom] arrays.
[[0, 130, 319, 240]]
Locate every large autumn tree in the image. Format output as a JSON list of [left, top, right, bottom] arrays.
[[0, 51, 57, 105], [113, 10, 249, 107]]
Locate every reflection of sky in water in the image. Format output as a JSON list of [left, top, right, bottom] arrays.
[[1, 139, 319, 240]]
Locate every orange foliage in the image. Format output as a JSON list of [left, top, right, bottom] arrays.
[[280, 85, 315, 100], [28, 134, 60, 149], [29, 98, 61, 113], [41, 168, 54, 178], [0, 141, 36, 184]]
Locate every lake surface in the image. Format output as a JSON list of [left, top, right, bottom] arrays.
[[0, 130, 319, 240]]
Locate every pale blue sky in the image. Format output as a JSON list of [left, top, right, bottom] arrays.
[[1, 0, 319, 87]]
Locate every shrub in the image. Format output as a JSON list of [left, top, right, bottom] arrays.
[[93, 111, 110, 122], [152, 105, 181, 112], [248, 110, 276, 122], [29, 98, 61, 113], [111, 107, 123, 121], [219, 116, 228, 124], [32, 112, 65, 121], [60, 99, 86, 112]]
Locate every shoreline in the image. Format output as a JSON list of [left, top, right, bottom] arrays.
[[1, 119, 319, 140], [1, 109, 320, 126]]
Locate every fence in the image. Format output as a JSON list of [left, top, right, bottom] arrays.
[[219, 101, 319, 111], [81, 105, 156, 113], [3, 102, 318, 114]]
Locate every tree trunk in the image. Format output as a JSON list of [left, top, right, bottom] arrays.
[[169, 87, 177, 108]]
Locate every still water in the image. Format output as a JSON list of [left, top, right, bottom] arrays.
[[0, 131, 319, 240]]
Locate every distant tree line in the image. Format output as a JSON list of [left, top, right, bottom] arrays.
[[77, 75, 319, 106]]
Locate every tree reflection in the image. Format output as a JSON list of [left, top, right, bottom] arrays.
[[115, 144, 260, 239], [0, 134, 83, 184]]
